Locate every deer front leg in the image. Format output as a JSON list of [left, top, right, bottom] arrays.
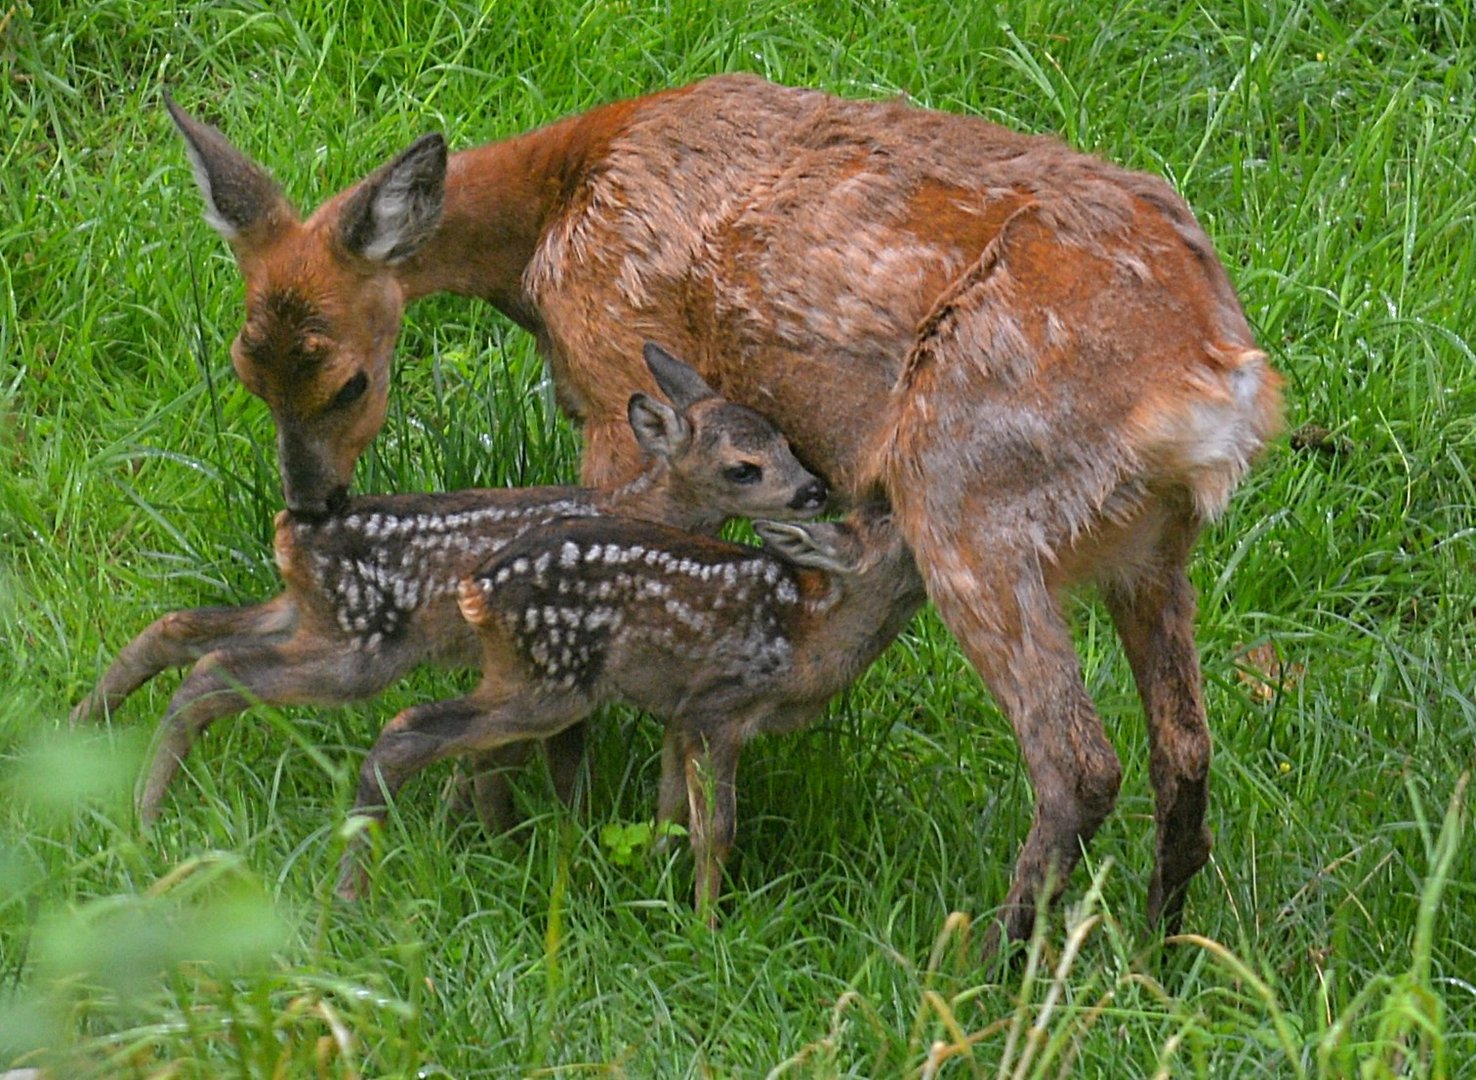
[[1103, 522, 1211, 932], [577, 414, 645, 490], [137, 638, 394, 825], [72, 598, 296, 725], [681, 728, 741, 926], [338, 688, 591, 899]]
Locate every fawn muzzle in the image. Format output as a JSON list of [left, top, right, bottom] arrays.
[[788, 477, 828, 513]]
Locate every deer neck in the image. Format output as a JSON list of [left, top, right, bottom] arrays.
[[393, 98, 644, 331]]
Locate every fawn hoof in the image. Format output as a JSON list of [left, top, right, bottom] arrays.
[[334, 858, 367, 903], [134, 791, 163, 831]]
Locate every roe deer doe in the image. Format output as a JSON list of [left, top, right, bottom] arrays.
[[74, 345, 826, 824], [167, 75, 1282, 943], [336, 505, 925, 914]]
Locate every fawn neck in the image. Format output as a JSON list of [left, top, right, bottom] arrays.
[[591, 463, 725, 536], [798, 546, 925, 694]]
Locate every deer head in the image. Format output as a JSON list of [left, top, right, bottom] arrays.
[[167, 97, 448, 518]]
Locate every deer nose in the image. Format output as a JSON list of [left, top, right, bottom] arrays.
[[789, 478, 828, 512]]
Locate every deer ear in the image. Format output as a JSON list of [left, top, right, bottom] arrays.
[[643, 343, 716, 409], [628, 392, 692, 460], [753, 521, 859, 574], [166, 94, 295, 244], [338, 133, 447, 264]]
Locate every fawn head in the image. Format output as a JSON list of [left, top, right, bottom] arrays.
[[167, 98, 448, 518], [629, 344, 827, 522]]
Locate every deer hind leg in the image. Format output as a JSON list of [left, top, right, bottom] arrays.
[[137, 637, 398, 825], [339, 688, 590, 899], [1101, 517, 1211, 932], [923, 546, 1123, 950], [72, 598, 296, 725]]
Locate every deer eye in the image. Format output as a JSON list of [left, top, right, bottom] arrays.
[[331, 371, 369, 410], [724, 462, 761, 485]]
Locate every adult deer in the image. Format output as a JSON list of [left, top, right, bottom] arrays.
[[166, 74, 1281, 944]]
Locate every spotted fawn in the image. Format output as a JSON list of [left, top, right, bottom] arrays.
[[338, 504, 924, 917]]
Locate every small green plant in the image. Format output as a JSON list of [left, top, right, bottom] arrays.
[[599, 819, 689, 866]]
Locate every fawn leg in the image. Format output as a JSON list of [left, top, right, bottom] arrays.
[[137, 638, 397, 825], [1102, 521, 1211, 931], [681, 729, 740, 925], [339, 688, 589, 899], [72, 598, 295, 724], [654, 728, 691, 850], [466, 745, 532, 833], [542, 721, 587, 809], [465, 722, 588, 833]]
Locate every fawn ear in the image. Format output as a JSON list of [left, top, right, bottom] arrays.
[[643, 343, 716, 409], [166, 94, 295, 245], [628, 392, 693, 460], [338, 132, 447, 264], [753, 521, 859, 574]]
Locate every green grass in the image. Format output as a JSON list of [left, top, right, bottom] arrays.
[[3, 0, 1474, 1074]]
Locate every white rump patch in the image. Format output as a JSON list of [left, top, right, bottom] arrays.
[[1148, 345, 1277, 519]]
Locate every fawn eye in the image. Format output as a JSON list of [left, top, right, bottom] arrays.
[[331, 372, 369, 410], [725, 462, 762, 485]]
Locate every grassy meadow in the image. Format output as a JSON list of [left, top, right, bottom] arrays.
[[3, 0, 1474, 1074]]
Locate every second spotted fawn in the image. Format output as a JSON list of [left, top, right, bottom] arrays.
[[338, 504, 925, 916], [74, 345, 827, 824]]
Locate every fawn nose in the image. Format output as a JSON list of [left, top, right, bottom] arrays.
[[789, 478, 828, 512]]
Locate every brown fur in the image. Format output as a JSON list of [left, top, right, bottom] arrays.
[[169, 75, 1283, 941]]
